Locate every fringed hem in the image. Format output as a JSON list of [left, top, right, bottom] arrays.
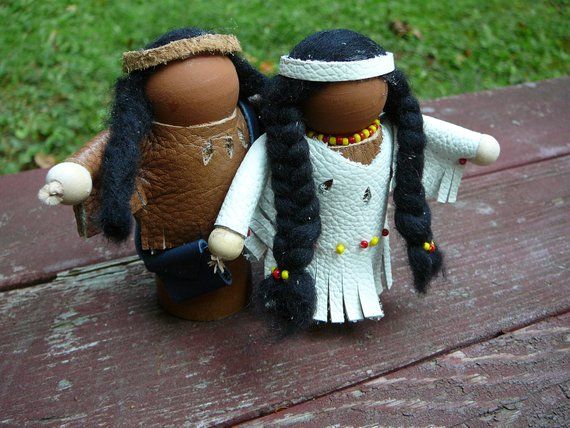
[[248, 211, 388, 324], [421, 147, 467, 204], [436, 163, 465, 203]]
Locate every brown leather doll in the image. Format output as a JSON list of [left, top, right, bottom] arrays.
[[38, 28, 265, 321]]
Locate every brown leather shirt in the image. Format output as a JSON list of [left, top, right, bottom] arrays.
[[68, 109, 250, 250]]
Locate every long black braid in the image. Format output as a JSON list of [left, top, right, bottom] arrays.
[[255, 29, 443, 331], [99, 27, 266, 241], [255, 77, 324, 332], [384, 68, 444, 292]]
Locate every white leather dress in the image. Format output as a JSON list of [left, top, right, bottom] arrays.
[[215, 115, 486, 323]]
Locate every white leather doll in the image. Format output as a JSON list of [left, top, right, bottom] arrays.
[[208, 30, 500, 331]]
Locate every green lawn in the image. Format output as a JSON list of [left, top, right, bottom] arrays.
[[0, 0, 568, 174]]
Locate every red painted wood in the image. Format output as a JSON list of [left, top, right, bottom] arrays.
[[0, 169, 135, 291], [247, 313, 570, 427], [0, 78, 567, 292], [422, 77, 570, 178], [1, 156, 568, 426]]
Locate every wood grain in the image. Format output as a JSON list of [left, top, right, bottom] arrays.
[[1, 78, 567, 292], [245, 313, 570, 427], [1, 155, 568, 426], [423, 77, 570, 178], [0, 169, 135, 291]]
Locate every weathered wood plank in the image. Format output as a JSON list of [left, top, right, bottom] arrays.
[[0, 155, 568, 426], [0, 169, 134, 291], [1, 78, 567, 292], [245, 313, 570, 427], [423, 77, 570, 178]]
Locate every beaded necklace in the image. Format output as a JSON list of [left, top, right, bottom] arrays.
[[307, 118, 381, 147]]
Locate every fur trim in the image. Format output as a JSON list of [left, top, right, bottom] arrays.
[[123, 34, 242, 72]]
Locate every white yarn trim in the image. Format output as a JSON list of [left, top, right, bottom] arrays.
[[278, 53, 395, 82]]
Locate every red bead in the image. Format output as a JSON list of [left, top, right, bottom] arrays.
[[382, 228, 389, 236], [359, 132, 366, 140], [323, 136, 329, 143], [349, 136, 355, 144], [360, 240, 369, 249], [459, 158, 467, 165], [429, 243, 436, 253], [272, 269, 281, 280]]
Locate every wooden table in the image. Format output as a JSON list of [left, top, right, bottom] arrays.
[[1, 78, 569, 427]]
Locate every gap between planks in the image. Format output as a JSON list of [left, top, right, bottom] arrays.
[[235, 309, 570, 426]]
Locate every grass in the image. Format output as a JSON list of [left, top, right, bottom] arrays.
[[0, 0, 568, 174]]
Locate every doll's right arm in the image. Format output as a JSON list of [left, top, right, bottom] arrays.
[[38, 130, 109, 206], [208, 134, 269, 260]]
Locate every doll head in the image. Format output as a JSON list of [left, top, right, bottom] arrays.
[[99, 27, 265, 241], [257, 29, 443, 331]]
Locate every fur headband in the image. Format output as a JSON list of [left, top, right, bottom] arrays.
[[122, 34, 242, 73]]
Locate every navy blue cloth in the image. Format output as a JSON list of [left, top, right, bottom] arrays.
[[135, 228, 232, 303], [238, 99, 261, 144]]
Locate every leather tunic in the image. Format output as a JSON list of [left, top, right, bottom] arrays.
[[68, 109, 250, 250]]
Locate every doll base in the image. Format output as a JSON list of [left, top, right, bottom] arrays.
[[156, 256, 251, 321]]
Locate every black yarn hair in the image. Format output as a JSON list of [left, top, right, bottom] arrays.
[[99, 27, 266, 241], [255, 29, 443, 331]]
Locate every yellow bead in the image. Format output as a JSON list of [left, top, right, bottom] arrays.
[[342, 137, 349, 146], [329, 136, 336, 145], [363, 129, 370, 138], [370, 236, 379, 246], [336, 244, 345, 255], [317, 134, 324, 141], [354, 134, 361, 143], [374, 118, 381, 125], [281, 270, 289, 280], [369, 124, 377, 133], [307, 131, 315, 138], [271, 266, 277, 273], [423, 242, 431, 251]]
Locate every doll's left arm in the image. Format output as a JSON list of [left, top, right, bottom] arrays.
[[421, 115, 500, 203]]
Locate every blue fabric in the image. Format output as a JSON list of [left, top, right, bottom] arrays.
[[238, 99, 261, 145], [135, 227, 231, 303]]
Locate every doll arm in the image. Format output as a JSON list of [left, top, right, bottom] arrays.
[[38, 130, 109, 205], [208, 134, 269, 260], [421, 115, 500, 203], [38, 131, 110, 238]]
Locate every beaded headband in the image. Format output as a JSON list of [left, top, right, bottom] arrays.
[[278, 52, 395, 82], [122, 34, 242, 73]]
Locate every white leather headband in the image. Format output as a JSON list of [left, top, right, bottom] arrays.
[[278, 52, 395, 82]]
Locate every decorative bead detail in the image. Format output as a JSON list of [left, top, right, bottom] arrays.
[[423, 241, 436, 253], [336, 243, 345, 254], [307, 119, 381, 147], [459, 158, 467, 165], [382, 228, 389, 237], [270, 266, 289, 281], [423, 242, 431, 251], [360, 240, 369, 249], [370, 236, 379, 246]]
